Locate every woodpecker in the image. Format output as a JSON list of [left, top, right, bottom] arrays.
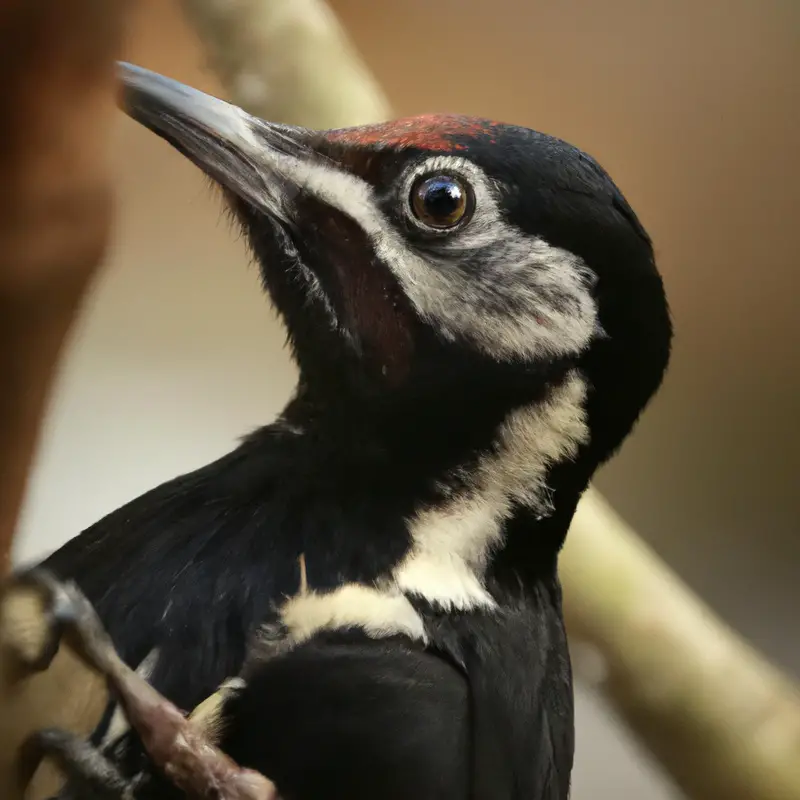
[[6, 63, 671, 800]]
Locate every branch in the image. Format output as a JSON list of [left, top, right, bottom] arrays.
[[562, 488, 800, 800], [180, 0, 391, 129], [0, 0, 125, 576]]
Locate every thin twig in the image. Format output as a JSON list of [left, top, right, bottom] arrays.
[[180, 0, 391, 128]]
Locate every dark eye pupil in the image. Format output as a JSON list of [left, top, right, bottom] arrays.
[[411, 174, 471, 228], [423, 179, 462, 217]]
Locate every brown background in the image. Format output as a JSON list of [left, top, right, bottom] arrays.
[[13, 2, 799, 798]]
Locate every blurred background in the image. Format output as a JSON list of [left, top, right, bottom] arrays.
[[11, 1, 799, 797]]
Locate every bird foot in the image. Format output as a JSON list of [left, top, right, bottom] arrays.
[[22, 727, 134, 800], [4, 569, 278, 800], [1, 568, 136, 797], [0, 567, 84, 675]]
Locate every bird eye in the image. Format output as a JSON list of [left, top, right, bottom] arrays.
[[410, 174, 473, 230]]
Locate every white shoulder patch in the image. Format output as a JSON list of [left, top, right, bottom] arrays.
[[279, 583, 427, 644]]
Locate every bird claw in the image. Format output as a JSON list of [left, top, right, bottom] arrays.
[[21, 727, 134, 800], [1, 567, 116, 677], [3, 571, 278, 800], [1, 569, 137, 798], [1, 567, 77, 674]]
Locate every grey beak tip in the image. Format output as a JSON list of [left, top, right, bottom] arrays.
[[116, 60, 140, 79], [114, 61, 199, 126], [111, 61, 307, 216], [116, 61, 153, 116], [116, 61, 152, 93]]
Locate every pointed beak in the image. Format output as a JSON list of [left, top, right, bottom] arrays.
[[115, 63, 413, 371], [116, 62, 314, 218]]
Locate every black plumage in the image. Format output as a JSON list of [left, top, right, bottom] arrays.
[[32, 63, 672, 799]]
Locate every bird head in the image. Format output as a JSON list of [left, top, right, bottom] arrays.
[[118, 64, 671, 546]]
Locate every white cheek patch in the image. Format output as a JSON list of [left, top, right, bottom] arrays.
[[394, 156, 601, 362], [246, 132, 601, 362], [395, 236, 598, 361]]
